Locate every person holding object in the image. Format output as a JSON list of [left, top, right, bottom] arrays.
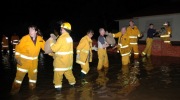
[[49, 22, 76, 92], [97, 28, 109, 71], [141, 23, 157, 57], [160, 21, 172, 44]]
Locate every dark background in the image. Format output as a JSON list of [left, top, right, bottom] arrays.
[[0, 0, 180, 41]]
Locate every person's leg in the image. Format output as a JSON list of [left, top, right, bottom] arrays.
[[97, 49, 104, 70], [53, 71, 64, 91], [64, 70, 76, 87], [11, 65, 27, 94], [103, 50, 109, 69], [80, 61, 89, 84]]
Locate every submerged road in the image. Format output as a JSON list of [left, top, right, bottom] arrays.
[[1, 51, 180, 100]]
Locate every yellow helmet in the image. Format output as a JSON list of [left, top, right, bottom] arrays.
[[60, 22, 71, 30]]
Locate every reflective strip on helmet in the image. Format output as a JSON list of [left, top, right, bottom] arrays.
[[33, 69, 37, 73], [121, 52, 130, 56], [76, 60, 85, 65], [17, 67, 28, 73], [54, 66, 72, 71], [66, 37, 73, 43], [29, 79, 36, 83], [160, 35, 170, 37], [134, 53, 139, 55], [130, 43, 137, 45], [15, 80, 22, 84], [50, 43, 54, 47], [55, 85, 62, 88], [129, 36, 137, 38], [15, 52, 20, 55], [55, 51, 73, 55], [20, 54, 38, 60], [2, 45, 8, 47], [81, 70, 87, 74]]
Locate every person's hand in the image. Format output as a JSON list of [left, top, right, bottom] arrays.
[[92, 45, 98, 51], [16, 58, 22, 66]]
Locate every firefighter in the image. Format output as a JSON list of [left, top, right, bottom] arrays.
[[141, 23, 157, 57], [97, 28, 109, 71], [11, 33, 20, 54], [76, 30, 94, 84], [112, 27, 131, 66], [49, 22, 76, 92], [160, 21, 172, 44], [1, 34, 9, 55], [127, 20, 141, 59], [10, 25, 45, 95]]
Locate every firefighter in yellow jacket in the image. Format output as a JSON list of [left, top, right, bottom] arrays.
[[127, 20, 141, 59], [49, 22, 76, 92], [11, 33, 20, 54], [97, 28, 109, 71], [76, 30, 94, 84], [160, 22, 172, 44], [112, 27, 131, 66], [10, 25, 45, 94], [1, 34, 9, 55]]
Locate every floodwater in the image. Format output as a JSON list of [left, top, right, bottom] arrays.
[[1, 50, 180, 100]]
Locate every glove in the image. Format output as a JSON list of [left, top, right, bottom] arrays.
[[16, 58, 22, 66], [92, 45, 98, 51]]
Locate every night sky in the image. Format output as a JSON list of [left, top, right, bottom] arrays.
[[1, 0, 180, 41]]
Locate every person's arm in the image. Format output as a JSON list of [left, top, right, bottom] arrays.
[[77, 38, 86, 54], [112, 32, 121, 38], [50, 36, 63, 52]]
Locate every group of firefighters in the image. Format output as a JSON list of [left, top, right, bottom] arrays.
[[1, 33, 20, 55], [8, 20, 171, 95]]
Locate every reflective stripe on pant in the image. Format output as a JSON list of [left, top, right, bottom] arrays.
[[14, 59, 38, 84], [81, 61, 89, 74], [162, 37, 171, 44], [142, 38, 153, 56], [53, 70, 76, 88], [122, 55, 130, 65], [97, 49, 109, 70], [130, 44, 139, 58]]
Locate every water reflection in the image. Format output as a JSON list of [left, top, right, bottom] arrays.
[[117, 63, 140, 96]]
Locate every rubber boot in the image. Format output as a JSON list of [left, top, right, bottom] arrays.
[[81, 72, 88, 85], [29, 82, 36, 90], [10, 82, 21, 95]]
